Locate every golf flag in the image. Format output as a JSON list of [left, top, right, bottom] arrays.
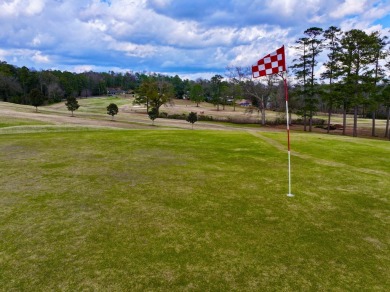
[[251, 45, 293, 197], [252, 46, 286, 78]]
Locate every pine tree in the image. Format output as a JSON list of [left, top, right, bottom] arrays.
[[304, 27, 324, 132], [367, 32, 388, 136], [210, 75, 224, 111], [340, 29, 373, 137], [65, 96, 79, 117], [290, 37, 310, 131], [321, 26, 343, 133]]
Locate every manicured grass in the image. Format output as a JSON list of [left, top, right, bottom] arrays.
[[0, 125, 121, 134], [262, 131, 390, 172], [75, 96, 133, 114], [0, 116, 50, 128], [0, 128, 389, 290]]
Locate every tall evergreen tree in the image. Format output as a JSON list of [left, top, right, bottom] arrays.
[[210, 75, 224, 111], [366, 32, 388, 136], [290, 37, 311, 130], [321, 26, 343, 133], [304, 27, 324, 132], [340, 29, 374, 137]]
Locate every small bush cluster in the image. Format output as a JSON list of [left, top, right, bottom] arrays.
[[225, 116, 253, 124], [159, 112, 214, 122], [198, 115, 214, 121], [158, 111, 326, 126], [159, 112, 187, 120]]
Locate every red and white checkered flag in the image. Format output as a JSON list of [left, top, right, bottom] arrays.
[[252, 46, 286, 78]]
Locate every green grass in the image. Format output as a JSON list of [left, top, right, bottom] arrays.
[[75, 96, 133, 114], [0, 128, 389, 290], [262, 131, 390, 173], [0, 125, 122, 134], [0, 116, 51, 128]]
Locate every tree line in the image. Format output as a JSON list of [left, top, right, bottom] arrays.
[[0, 64, 190, 104], [0, 26, 389, 138], [289, 26, 389, 138]]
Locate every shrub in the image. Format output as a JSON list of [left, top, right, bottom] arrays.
[[159, 113, 187, 120], [198, 115, 213, 121]]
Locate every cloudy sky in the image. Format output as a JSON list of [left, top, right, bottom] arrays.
[[0, 0, 389, 79]]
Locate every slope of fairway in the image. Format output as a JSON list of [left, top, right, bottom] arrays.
[[0, 129, 389, 290]]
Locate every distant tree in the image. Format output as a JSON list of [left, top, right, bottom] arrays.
[[228, 82, 243, 112], [321, 26, 343, 133], [339, 29, 373, 137], [171, 74, 186, 98], [17, 66, 31, 104], [107, 103, 119, 120], [220, 80, 230, 110], [65, 96, 79, 116], [135, 76, 174, 114], [225, 66, 245, 111], [134, 78, 155, 112], [0, 74, 22, 102], [210, 74, 224, 110], [381, 84, 390, 139], [290, 37, 311, 130], [304, 27, 324, 132], [186, 111, 198, 129], [29, 88, 45, 112], [153, 78, 175, 114], [366, 31, 388, 137], [189, 83, 204, 106], [242, 79, 267, 124], [148, 107, 159, 125]]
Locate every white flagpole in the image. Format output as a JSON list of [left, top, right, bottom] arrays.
[[283, 73, 294, 197]]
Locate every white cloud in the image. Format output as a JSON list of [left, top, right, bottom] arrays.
[[25, 0, 45, 15], [73, 65, 96, 73], [108, 40, 157, 58], [264, 0, 301, 16], [0, 0, 20, 17], [0, 48, 8, 60], [0, 0, 45, 17], [31, 51, 50, 63], [86, 19, 108, 32], [0, 0, 388, 77], [31, 36, 41, 46], [330, 0, 367, 18]]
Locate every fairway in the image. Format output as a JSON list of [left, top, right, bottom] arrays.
[[0, 125, 389, 290]]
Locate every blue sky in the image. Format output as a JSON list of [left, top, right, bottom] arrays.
[[0, 0, 389, 79]]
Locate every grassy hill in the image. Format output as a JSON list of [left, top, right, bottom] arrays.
[[0, 99, 389, 290]]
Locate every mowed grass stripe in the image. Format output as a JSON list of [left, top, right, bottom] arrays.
[[0, 130, 389, 290], [260, 131, 390, 173]]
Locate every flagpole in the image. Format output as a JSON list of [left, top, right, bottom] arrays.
[[251, 45, 293, 197], [283, 73, 294, 197]]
